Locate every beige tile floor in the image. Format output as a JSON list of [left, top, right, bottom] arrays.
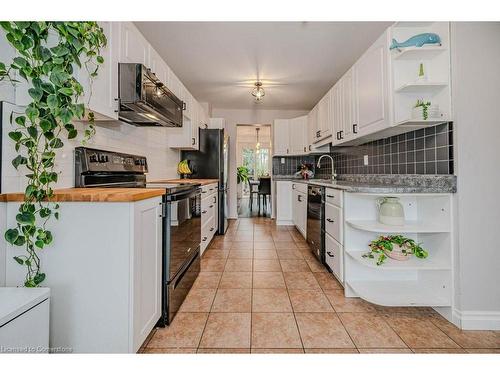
[[142, 217, 500, 354]]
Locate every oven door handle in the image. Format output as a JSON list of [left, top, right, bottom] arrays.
[[173, 251, 199, 290], [166, 187, 202, 202]]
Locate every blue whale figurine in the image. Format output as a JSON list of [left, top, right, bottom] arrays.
[[390, 33, 441, 50]]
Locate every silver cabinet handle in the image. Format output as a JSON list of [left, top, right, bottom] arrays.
[[326, 194, 335, 198], [298, 195, 303, 202], [202, 236, 207, 241], [327, 251, 334, 257], [326, 218, 334, 223], [202, 210, 207, 214], [209, 205, 214, 208], [192, 137, 196, 145], [210, 227, 214, 231], [292, 184, 296, 189], [213, 196, 217, 203]]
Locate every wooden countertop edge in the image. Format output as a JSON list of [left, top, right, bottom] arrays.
[[0, 188, 166, 203], [148, 178, 219, 186]]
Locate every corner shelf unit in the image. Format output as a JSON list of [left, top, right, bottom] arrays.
[[343, 192, 454, 307], [390, 22, 452, 127]]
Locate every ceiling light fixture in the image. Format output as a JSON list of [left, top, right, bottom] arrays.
[[251, 82, 265, 102]]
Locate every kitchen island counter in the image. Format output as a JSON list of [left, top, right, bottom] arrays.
[[0, 188, 166, 203]]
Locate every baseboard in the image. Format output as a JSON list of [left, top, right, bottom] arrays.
[[276, 220, 293, 226], [452, 309, 500, 330]]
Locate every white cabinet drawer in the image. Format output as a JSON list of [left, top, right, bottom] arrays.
[[201, 197, 216, 224], [325, 188, 342, 207], [325, 202, 343, 244], [291, 182, 307, 195], [325, 233, 343, 283], [201, 183, 218, 195], [201, 220, 212, 254]]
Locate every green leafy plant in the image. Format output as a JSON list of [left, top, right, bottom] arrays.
[[0, 22, 107, 287], [362, 235, 429, 266], [414, 99, 431, 120], [237, 166, 250, 184]]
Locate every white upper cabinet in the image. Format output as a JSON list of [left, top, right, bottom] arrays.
[[119, 22, 148, 65], [354, 29, 391, 135], [307, 105, 318, 152], [147, 44, 170, 85], [77, 22, 120, 121], [273, 119, 290, 156], [289, 116, 308, 155], [315, 91, 332, 142], [167, 70, 183, 100]]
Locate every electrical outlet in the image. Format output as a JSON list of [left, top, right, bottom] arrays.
[[281, 158, 285, 164], [363, 155, 369, 165]]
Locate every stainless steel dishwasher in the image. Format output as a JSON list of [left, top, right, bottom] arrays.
[[306, 185, 325, 263]]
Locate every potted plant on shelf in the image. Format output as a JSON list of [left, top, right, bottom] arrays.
[[0, 22, 107, 287], [362, 235, 429, 266]]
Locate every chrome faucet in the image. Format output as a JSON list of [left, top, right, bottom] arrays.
[[316, 154, 337, 181]]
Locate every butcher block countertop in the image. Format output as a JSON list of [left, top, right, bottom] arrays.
[[0, 188, 166, 203], [148, 178, 219, 186]]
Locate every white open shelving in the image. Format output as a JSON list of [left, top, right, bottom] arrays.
[[346, 280, 451, 307], [346, 219, 450, 233], [345, 249, 451, 271], [392, 45, 447, 60], [390, 22, 452, 127], [343, 192, 454, 308], [395, 82, 447, 93]]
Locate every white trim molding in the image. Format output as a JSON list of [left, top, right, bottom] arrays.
[[453, 309, 500, 330]]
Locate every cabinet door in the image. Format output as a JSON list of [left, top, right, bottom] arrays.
[[276, 181, 293, 224], [119, 22, 148, 65], [299, 115, 309, 155], [296, 190, 307, 238], [341, 73, 351, 141], [355, 30, 390, 134], [331, 83, 341, 145], [289, 117, 305, 155], [316, 93, 330, 142], [77, 21, 119, 120], [167, 70, 183, 99], [133, 197, 162, 352], [292, 189, 299, 228], [148, 45, 169, 84], [273, 119, 290, 156], [307, 106, 318, 152]]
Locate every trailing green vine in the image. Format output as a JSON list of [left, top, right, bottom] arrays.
[[363, 235, 428, 265], [0, 22, 106, 287]]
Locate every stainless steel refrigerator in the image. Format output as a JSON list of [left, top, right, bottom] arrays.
[[181, 129, 229, 234]]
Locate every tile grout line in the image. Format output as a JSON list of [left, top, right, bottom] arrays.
[[196, 252, 228, 353]]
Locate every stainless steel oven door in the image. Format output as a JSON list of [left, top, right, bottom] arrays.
[[166, 249, 200, 324], [307, 185, 324, 263], [166, 188, 201, 281]]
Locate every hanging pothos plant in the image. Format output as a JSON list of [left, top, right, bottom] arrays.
[[0, 22, 107, 287]]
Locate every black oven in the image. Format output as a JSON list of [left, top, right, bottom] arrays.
[[306, 185, 325, 264], [159, 187, 201, 326]]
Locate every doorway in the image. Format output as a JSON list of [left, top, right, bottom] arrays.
[[236, 124, 272, 217]]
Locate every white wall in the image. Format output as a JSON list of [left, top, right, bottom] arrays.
[[1, 113, 180, 193], [451, 22, 500, 329], [212, 108, 308, 218]]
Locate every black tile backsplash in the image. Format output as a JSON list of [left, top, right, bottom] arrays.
[[273, 123, 454, 177]]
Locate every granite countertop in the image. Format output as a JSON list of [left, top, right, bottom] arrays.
[[272, 174, 457, 194]]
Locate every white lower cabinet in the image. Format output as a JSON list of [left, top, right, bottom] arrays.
[[323, 188, 344, 283], [200, 183, 218, 254], [325, 233, 343, 283], [275, 181, 293, 225], [4, 197, 162, 353], [292, 183, 307, 238], [0, 288, 50, 353]]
